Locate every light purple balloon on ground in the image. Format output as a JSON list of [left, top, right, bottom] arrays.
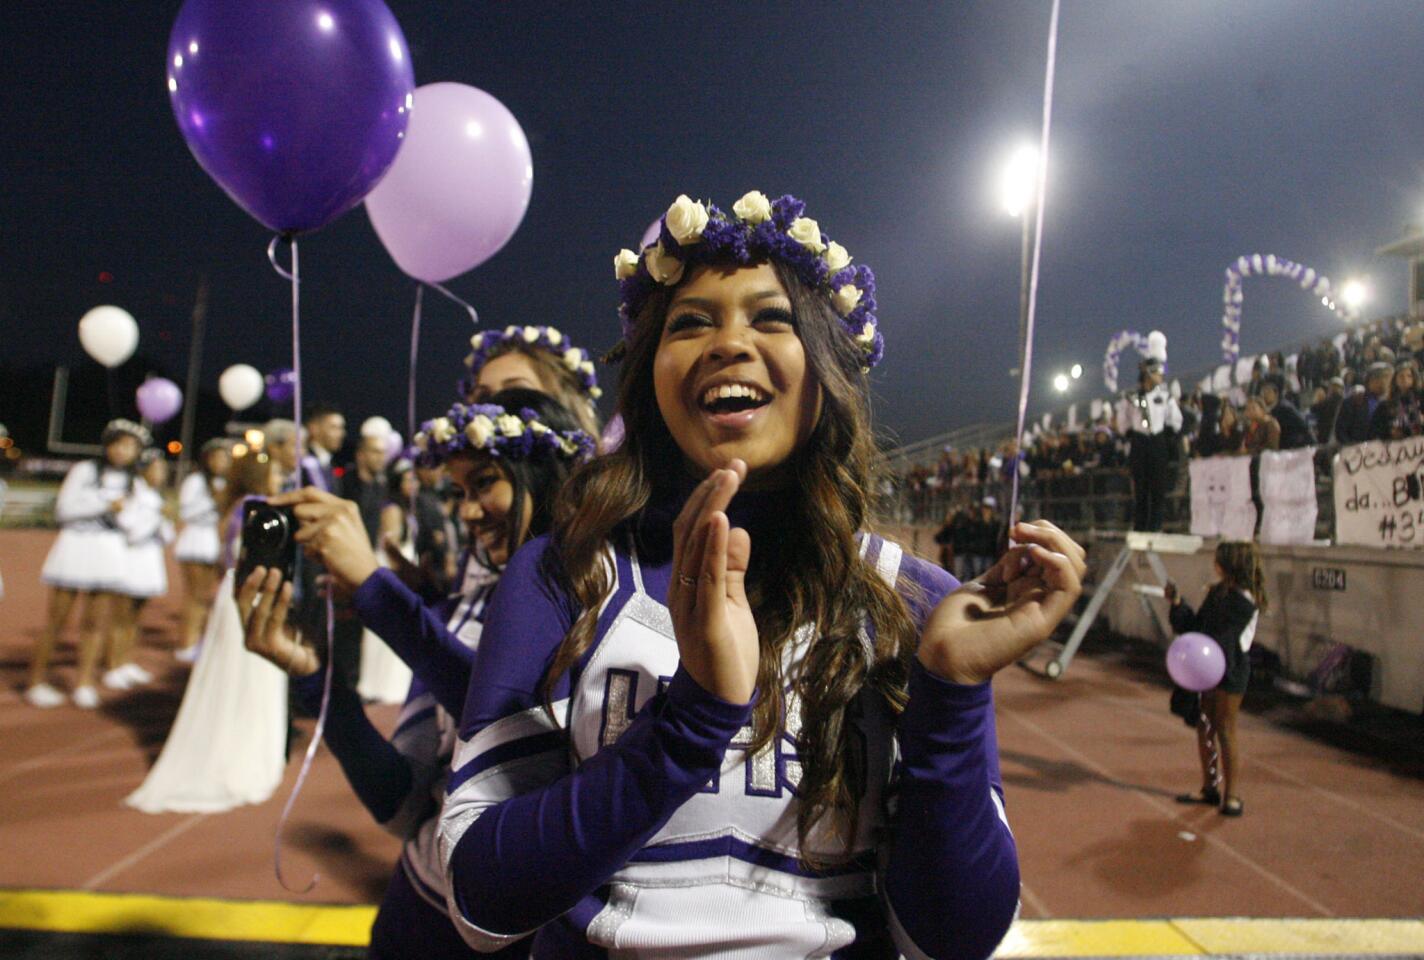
[[1167, 631, 1225, 692], [365, 83, 533, 282], [136, 378, 184, 424]]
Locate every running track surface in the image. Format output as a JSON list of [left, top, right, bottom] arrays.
[[2, 529, 1422, 949]]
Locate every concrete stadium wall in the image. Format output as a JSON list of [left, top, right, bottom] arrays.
[[879, 522, 1424, 715]]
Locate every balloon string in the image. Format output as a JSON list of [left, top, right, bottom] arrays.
[[1008, 0, 1060, 529], [273, 587, 334, 893], [406, 284, 423, 549], [426, 280, 480, 327], [266, 232, 327, 892]]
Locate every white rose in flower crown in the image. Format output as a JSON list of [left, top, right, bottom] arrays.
[[732, 190, 773, 224], [497, 414, 524, 438], [856, 320, 876, 344], [563, 348, 583, 370], [824, 241, 851, 273], [466, 416, 494, 448], [546, 328, 563, 345], [664, 195, 709, 245], [644, 243, 685, 285], [528, 421, 551, 434], [430, 418, 455, 444], [788, 217, 826, 255], [833, 284, 862, 315], [522, 326, 541, 343], [504, 325, 519, 337], [413, 433, 429, 452], [580, 361, 595, 376], [590, 386, 603, 399], [614, 249, 639, 280]]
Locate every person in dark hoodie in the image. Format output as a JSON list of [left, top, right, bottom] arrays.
[[1258, 377, 1312, 450]]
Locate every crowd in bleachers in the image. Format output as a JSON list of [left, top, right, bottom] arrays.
[[891, 315, 1424, 529]]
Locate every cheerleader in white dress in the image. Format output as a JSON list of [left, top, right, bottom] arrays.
[[29, 419, 150, 709], [106, 452, 175, 691], [125, 444, 288, 814], [356, 461, 416, 704], [174, 440, 230, 661]]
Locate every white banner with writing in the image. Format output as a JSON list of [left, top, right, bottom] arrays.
[[1189, 456, 1256, 541], [1333, 438, 1424, 548], [1259, 447, 1318, 545]]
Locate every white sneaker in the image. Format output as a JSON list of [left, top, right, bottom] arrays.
[[24, 683, 66, 708], [101, 668, 133, 691], [174, 645, 199, 664], [122, 663, 154, 685], [72, 686, 100, 709]]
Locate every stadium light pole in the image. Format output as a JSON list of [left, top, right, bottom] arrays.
[[999, 144, 1039, 377]]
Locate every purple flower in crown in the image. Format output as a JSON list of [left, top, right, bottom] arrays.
[[411, 400, 594, 468], [612, 191, 883, 370]]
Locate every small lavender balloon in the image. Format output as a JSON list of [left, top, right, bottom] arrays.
[[136, 378, 184, 424], [1166, 632, 1226, 692]]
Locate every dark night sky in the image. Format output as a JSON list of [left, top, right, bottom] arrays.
[[3, 1, 1423, 450]]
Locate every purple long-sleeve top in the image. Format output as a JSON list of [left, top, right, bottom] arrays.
[[437, 491, 1018, 959]]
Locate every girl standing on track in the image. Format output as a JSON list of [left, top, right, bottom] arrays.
[[173, 439, 231, 662], [1166, 540, 1266, 818], [432, 192, 1085, 958], [106, 450, 175, 691], [28, 419, 150, 709], [237, 388, 594, 960]]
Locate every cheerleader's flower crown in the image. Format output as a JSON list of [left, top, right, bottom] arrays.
[[459, 325, 602, 400], [413, 401, 595, 467], [614, 192, 883, 369]]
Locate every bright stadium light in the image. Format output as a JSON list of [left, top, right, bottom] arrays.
[[1053, 372, 1070, 393], [1341, 278, 1368, 312], [1070, 363, 1083, 379], [999, 144, 1039, 218]]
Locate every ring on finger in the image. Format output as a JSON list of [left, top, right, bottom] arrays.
[[677, 573, 697, 587]]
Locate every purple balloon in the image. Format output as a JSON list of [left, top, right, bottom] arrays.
[[136, 378, 184, 424], [365, 83, 533, 282], [1167, 632, 1226, 692], [265, 368, 295, 404], [167, 0, 415, 234]]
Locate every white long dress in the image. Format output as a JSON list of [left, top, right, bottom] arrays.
[[356, 514, 415, 704], [124, 536, 289, 814]]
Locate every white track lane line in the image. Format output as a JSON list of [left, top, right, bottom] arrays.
[[1098, 692, 1424, 846], [0, 727, 129, 786], [81, 813, 207, 891], [1017, 880, 1054, 919], [998, 704, 1335, 917]]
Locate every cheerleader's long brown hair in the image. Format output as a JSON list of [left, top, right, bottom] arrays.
[[543, 261, 921, 865]]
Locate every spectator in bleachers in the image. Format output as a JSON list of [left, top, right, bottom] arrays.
[[1217, 403, 1245, 456], [1370, 359, 1423, 441], [1241, 397, 1281, 455], [1259, 378, 1313, 450], [1311, 377, 1345, 445], [1335, 362, 1393, 445]]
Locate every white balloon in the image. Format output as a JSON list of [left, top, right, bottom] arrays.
[[361, 415, 394, 439], [219, 364, 264, 411], [78, 305, 138, 368]]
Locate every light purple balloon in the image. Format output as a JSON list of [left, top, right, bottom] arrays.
[[136, 378, 184, 425], [639, 219, 662, 251], [598, 414, 624, 454], [384, 430, 403, 464], [1166, 631, 1226, 692], [365, 83, 533, 282]]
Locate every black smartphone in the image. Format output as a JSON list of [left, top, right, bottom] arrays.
[[236, 499, 298, 587]]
